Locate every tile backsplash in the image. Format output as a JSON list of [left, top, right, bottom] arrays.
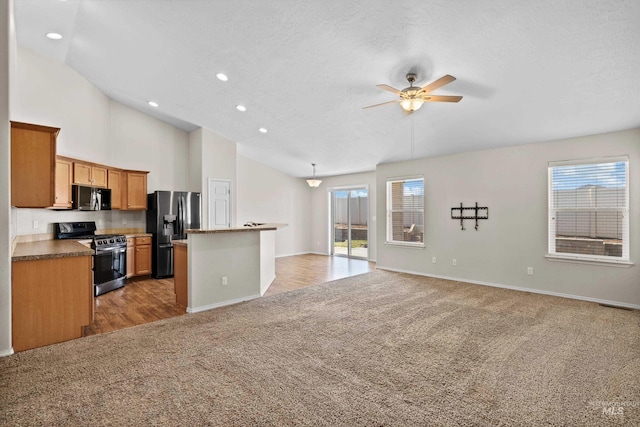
[[12, 208, 146, 237]]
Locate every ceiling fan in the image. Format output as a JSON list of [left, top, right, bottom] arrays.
[[363, 73, 462, 113]]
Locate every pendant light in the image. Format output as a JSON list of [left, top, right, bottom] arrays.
[[306, 163, 322, 188]]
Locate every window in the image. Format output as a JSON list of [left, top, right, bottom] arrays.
[[548, 156, 629, 263], [386, 177, 424, 246]]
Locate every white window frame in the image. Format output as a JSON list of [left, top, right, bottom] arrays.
[[386, 176, 425, 248], [547, 156, 631, 266]]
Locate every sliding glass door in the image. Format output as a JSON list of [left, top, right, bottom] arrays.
[[332, 188, 368, 259]]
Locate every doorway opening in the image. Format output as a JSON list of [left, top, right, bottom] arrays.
[[331, 187, 368, 259]]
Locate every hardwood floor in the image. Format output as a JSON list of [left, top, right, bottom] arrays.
[[83, 277, 185, 336], [265, 254, 375, 296], [84, 254, 376, 336]]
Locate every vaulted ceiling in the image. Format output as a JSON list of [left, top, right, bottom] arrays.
[[14, 0, 640, 178]]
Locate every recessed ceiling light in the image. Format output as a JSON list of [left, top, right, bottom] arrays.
[[236, 105, 247, 112], [148, 101, 159, 108], [216, 73, 228, 82], [46, 32, 63, 40], [258, 128, 268, 133]]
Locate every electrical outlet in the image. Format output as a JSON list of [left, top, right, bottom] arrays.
[[452, 259, 457, 266], [122, 219, 127, 225], [221, 276, 228, 286], [527, 267, 534, 276], [32, 220, 38, 229], [432, 257, 437, 264]]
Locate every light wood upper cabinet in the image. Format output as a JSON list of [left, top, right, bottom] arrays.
[[123, 171, 149, 210], [108, 169, 123, 209], [10, 121, 59, 208], [53, 157, 73, 209], [73, 162, 107, 187]]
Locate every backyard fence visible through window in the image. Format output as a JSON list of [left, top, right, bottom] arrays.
[[386, 177, 424, 246], [548, 156, 629, 263]]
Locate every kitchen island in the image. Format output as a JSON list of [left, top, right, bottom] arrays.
[[178, 224, 284, 313]]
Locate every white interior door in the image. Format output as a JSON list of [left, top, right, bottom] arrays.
[[208, 179, 231, 228]]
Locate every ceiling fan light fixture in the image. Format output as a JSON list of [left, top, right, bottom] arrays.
[[306, 163, 322, 188], [400, 98, 424, 112]]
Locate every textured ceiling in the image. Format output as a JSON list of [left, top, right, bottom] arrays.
[[13, 0, 640, 178]]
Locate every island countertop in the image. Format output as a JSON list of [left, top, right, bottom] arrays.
[[186, 223, 286, 234]]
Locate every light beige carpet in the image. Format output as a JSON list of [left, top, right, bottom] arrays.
[[1, 270, 639, 426]]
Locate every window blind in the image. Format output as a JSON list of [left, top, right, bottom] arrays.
[[548, 156, 629, 262], [386, 177, 424, 244]]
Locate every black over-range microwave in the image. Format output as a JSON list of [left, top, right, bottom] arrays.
[[72, 185, 112, 211]]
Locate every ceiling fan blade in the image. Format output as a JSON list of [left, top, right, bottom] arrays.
[[362, 100, 400, 109], [419, 74, 456, 94], [424, 95, 463, 103], [376, 84, 402, 95]]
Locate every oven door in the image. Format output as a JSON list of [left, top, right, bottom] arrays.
[[93, 246, 127, 296]]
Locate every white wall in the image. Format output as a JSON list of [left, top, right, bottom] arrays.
[[237, 155, 312, 257], [109, 102, 190, 192], [15, 48, 111, 163], [0, 0, 15, 356], [309, 171, 377, 261], [376, 128, 640, 307], [190, 128, 237, 228]]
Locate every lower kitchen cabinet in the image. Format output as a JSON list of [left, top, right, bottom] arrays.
[[127, 236, 152, 277], [12, 255, 93, 352], [174, 243, 188, 307]]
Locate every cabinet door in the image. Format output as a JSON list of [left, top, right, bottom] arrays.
[[92, 166, 108, 187], [126, 172, 148, 210], [10, 122, 58, 208], [135, 244, 152, 275], [53, 158, 72, 208], [73, 162, 93, 186], [108, 170, 122, 209], [126, 238, 135, 278], [12, 255, 92, 352]]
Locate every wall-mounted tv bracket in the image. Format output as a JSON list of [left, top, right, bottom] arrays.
[[451, 202, 489, 230]]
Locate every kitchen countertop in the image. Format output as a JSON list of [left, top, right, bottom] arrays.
[[186, 223, 285, 234], [125, 232, 152, 238], [12, 240, 94, 262], [173, 240, 188, 247]]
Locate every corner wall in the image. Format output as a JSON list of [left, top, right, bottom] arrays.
[[0, 0, 14, 356], [376, 128, 640, 307], [237, 155, 312, 257]]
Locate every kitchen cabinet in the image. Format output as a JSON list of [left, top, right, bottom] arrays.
[[108, 169, 123, 209], [73, 161, 108, 187], [53, 157, 73, 209], [122, 170, 149, 210], [174, 243, 188, 307], [12, 255, 93, 352], [127, 236, 152, 277], [135, 236, 152, 275], [10, 121, 59, 208], [126, 237, 135, 278]]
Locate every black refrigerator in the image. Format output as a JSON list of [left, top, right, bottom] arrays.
[[146, 191, 201, 278]]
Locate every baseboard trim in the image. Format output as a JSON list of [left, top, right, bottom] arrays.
[[377, 265, 640, 310], [186, 294, 261, 314], [0, 347, 14, 358], [276, 251, 312, 258]]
